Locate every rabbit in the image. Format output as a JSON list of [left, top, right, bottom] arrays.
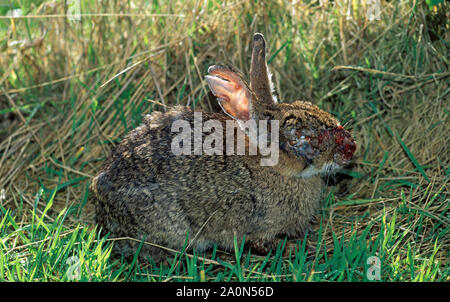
[[90, 33, 356, 262]]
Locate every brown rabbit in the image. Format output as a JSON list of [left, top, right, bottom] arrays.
[[90, 33, 356, 262]]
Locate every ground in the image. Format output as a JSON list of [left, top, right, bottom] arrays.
[[0, 0, 448, 281]]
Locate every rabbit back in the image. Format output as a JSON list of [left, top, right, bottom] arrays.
[[91, 106, 322, 261]]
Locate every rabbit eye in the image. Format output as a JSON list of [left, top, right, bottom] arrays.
[[283, 115, 300, 127], [283, 132, 318, 161]]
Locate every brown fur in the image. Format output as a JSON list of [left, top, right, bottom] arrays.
[[91, 34, 355, 262]]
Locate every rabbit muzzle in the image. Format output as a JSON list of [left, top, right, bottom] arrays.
[[328, 126, 356, 166]]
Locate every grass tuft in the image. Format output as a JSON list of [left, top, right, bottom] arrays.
[[0, 0, 448, 281]]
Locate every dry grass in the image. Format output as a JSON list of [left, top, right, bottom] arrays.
[[0, 0, 448, 280]]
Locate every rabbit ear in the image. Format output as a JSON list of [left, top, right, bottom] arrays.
[[205, 65, 253, 121], [250, 33, 276, 105]]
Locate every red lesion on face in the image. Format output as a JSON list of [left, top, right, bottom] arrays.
[[343, 142, 356, 160], [314, 125, 356, 163], [318, 129, 332, 145], [334, 129, 346, 145], [332, 126, 356, 162]]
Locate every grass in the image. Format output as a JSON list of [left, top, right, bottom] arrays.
[[0, 188, 445, 281], [0, 0, 448, 281]]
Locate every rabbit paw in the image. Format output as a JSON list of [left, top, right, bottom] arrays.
[[249, 240, 275, 255], [249, 239, 298, 257]]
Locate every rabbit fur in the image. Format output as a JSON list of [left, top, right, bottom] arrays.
[[91, 33, 356, 262]]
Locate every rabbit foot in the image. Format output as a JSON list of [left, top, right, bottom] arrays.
[[249, 239, 276, 255], [281, 241, 299, 257], [285, 239, 317, 259], [249, 239, 297, 257]]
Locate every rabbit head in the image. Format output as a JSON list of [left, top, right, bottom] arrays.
[[205, 33, 356, 177]]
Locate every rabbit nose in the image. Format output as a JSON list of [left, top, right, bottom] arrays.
[[332, 126, 356, 162], [343, 138, 356, 159], [339, 135, 356, 161]]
